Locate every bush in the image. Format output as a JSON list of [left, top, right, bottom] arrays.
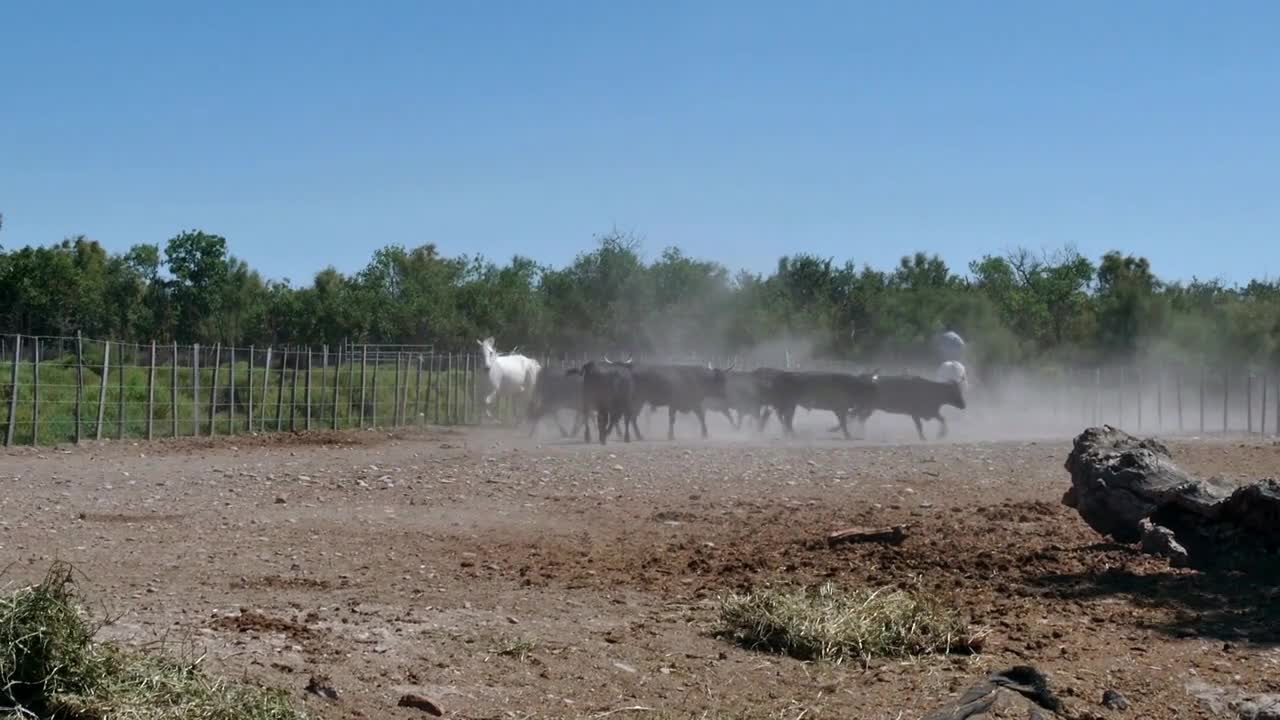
[[0, 562, 305, 720]]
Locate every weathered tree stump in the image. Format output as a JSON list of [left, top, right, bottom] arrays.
[[923, 666, 1066, 720], [1062, 425, 1280, 568]]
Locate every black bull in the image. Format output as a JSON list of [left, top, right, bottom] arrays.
[[751, 368, 880, 439], [843, 374, 967, 441], [577, 361, 735, 444]]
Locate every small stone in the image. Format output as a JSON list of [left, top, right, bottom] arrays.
[[1102, 689, 1130, 711], [398, 693, 444, 715], [1139, 519, 1189, 566], [305, 674, 339, 700]]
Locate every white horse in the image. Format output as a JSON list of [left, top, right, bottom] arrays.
[[477, 337, 542, 422], [936, 360, 969, 389]]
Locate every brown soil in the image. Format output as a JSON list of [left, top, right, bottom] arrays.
[[3, 423, 1279, 719]]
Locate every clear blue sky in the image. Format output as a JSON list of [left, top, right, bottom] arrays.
[[3, 1, 1278, 286]]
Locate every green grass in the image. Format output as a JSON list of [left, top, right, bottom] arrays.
[[0, 562, 305, 720], [1, 353, 526, 446], [716, 582, 984, 667]]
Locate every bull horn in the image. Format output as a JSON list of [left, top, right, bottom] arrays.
[[726, 358, 737, 371], [603, 354, 612, 364], [625, 355, 633, 364]]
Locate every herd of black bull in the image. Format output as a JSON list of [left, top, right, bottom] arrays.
[[525, 360, 967, 445]]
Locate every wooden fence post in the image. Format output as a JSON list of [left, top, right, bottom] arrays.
[[75, 331, 84, 444], [247, 346, 255, 433], [171, 342, 179, 437], [1199, 366, 1206, 434], [5, 335, 19, 447], [305, 347, 313, 431], [208, 343, 221, 437], [276, 348, 287, 431], [359, 347, 368, 429], [449, 354, 457, 424], [117, 343, 126, 439], [96, 341, 110, 441], [347, 341, 357, 421], [428, 353, 438, 424], [1247, 372, 1254, 435], [1176, 367, 1183, 432], [31, 340, 40, 446], [1136, 368, 1143, 430], [289, 347, 300, 431], [228, 346, 236, 435], [1156, 367, 1163, 430], [192, 344, 201, 436], [1093, 368, 1100, 425], [1262, 373, 1268, 437], [370, 351, 380, 427], [331, 346, 341, 430], [1118, 367, 1126, 428], [146, 341, 156, 441], [393, 352, 403, 427], [261, 346, 272, 433], [1221, 368, 1230, 433], [319, 345, 328, 429], [415, 354, 423, 427]]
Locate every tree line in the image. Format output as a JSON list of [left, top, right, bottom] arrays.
[[1, 226, 1277, 369]]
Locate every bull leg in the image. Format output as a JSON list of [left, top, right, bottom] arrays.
[[779, 405, 797, 437], [936, 414, 948, 440], [696, 408, 709, 439], [667, 407, 677, 441], [551, 410, 570, 438], [568, 410, 583, 438], [912, 415, 927, 442], [597, 410, 611, 446], [759, 407, 772, 432], [720, 408, 736, 429], [582, 401, 592, 444], [628, 411, 645, 442], [835, 409, 851, 440]]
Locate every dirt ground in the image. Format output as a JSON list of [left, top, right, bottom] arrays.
[[3, 413, 1279, 719]]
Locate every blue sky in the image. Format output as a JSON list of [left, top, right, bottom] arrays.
[[3, 1, 1278, 286]]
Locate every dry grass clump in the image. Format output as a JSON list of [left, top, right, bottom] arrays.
[[0, 562, 305, 720], [717, 581, 984, 666]]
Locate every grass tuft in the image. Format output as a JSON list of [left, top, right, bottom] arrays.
[[717, 581, 984, 667], [0, 561, 306, 720], [491, 636, 537, 662]]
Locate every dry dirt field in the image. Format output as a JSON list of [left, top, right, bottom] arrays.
[[3, 415, 1279, 719]]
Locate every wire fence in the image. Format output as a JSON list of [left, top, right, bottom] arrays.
[[2, 332, 1279, 446]]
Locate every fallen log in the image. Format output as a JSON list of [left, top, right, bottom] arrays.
[[923, 665, 1066, 720], [1062, 425, 1280, 568], [826, 524, 909, 547]]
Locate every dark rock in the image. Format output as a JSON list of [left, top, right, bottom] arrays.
[[398, 693, 445, 716], [1102, 689, 1130, 711], [1138, 519, 1189, 567], [923, 665, 1067, 719], [305, 674, 339, 700], [1062, 425, 1280, 568]]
